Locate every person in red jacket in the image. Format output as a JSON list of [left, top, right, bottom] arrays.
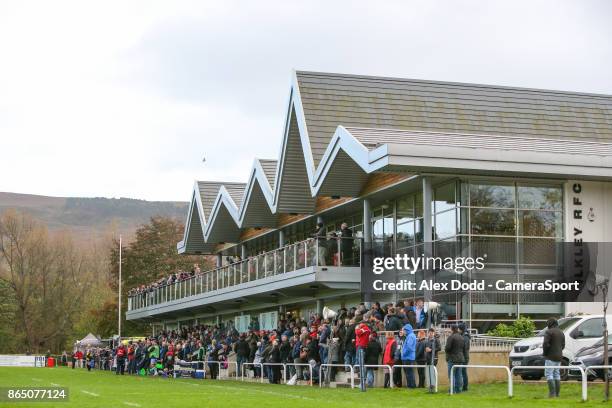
[[383, 331, 397, 388], [355, 318, 371, 392]]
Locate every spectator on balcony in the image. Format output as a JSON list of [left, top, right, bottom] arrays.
[[313, 222, 327, 265], [445, 324, 465, 394], [339, 222, 353, 265], [400, 324, 417, 388]]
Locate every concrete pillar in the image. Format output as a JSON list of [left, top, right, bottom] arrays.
[[279, 229, 285, 247], [363, 198, 371, 243], [241, 244, 247, 260], [316, 299, 323, 315], [216, 253, 222, 268]]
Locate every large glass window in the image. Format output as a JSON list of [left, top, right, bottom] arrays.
[[470, 182, 515, 208]]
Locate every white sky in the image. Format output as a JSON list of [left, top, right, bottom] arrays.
[[0, 0, 610, 201]]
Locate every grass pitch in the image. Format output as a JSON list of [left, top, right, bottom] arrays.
[[0, 367, 611, 407]]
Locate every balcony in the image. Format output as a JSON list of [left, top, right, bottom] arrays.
[[126, 237, 362, 321]]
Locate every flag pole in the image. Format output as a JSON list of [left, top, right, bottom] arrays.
[[118, 235, 122, 341]]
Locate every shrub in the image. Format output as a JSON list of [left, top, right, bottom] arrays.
[[487, 317, 536, 338]]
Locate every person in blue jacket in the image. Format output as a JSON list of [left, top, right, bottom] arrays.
[[400, 323, 417, 388]]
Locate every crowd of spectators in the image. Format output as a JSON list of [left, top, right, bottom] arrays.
[[127, 264, 202, 298], [71, 299, 470, 391]]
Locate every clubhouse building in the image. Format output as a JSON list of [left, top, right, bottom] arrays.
[[126, 71, 612, 332]]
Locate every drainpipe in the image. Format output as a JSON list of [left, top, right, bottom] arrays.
[[216, 253, 222, 268]]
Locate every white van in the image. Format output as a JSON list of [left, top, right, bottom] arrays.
[[509, 315, 612, 380]]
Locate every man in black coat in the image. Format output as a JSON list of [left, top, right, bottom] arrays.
[[445, 325, 465, 394], [234, 334, 250, 376], [543, 318, 565, 398]]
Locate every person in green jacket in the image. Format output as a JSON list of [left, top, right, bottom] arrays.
[[148, 339, 160, 368]]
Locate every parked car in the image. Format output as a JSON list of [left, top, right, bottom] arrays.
[[509, 315, 612, 380], [570, 336, 612, 381]]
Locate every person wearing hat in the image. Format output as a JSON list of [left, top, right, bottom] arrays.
[[458, 322, 471, 391], [445, 324, 465, 394], [543, 317, 565, 398], [364, 332, 382, 388]]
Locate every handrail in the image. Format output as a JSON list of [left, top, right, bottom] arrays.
[[320, 364, 354, 388], [361, 364, 393, 388], [261, 363, 287, 383], [284, 363, 314, 386], [128, 237, 362, 310], [241, 362, 264, 383], [394, 364, 438, 392], [205, 361, 239, 380], [510, 365, 587, 402], [450, 365, 511, 397], [584, 365, 612, 400]]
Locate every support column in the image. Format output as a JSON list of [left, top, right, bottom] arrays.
[[362, 198, 372, 304], [279, 229, 285, 247], [363, 198, 371, 243], [316, 299, 323, 315], [316, 215, 324, 226], [216, 253, 222, 268], [422, 177, 433, 303], [241, 244, 247, 260]]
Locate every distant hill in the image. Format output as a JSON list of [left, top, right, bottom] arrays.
[[0, 192, 189, 241]]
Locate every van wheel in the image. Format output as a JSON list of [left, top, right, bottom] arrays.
[[520, 374, 541, 381]]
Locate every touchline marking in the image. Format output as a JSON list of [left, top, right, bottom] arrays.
[[31, 378, 42, 382], [179, 382, 314, 400], [51, 383, 61, 387], [81, 390, 100, 397], [123, 402, 141, 407]]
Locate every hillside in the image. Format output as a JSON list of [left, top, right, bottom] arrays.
[[0, 192, 189, 241]]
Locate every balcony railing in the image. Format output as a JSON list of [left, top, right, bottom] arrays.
[[127, 237, 362, 312]]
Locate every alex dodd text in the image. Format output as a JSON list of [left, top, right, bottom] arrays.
[[371, 279, 580, 292]]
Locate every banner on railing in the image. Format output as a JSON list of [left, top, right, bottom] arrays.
[[0, 355, 45, 367]]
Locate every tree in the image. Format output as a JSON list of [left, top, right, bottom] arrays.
[[93, 216, 208, 337], [0, 210, 97, 353], [487, 317, 536, 338]]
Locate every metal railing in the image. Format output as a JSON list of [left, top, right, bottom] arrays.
[[128, 237, 362, 311], [320, 364, 355, 388], [394, 364, 439, 392], [450, 365, 511, 396], [510, 365, 587, 402]]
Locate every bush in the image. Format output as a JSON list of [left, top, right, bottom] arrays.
[[487, 317, 536, 338]]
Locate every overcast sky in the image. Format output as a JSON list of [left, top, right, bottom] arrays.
[[0, 0, 610, 202]]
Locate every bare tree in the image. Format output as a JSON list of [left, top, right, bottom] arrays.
[[0, 210, 95, 353]]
